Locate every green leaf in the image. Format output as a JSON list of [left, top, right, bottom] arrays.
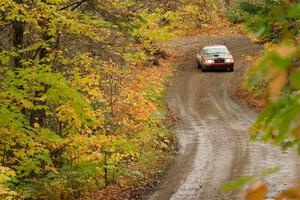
[[220, 176, 254, 192]]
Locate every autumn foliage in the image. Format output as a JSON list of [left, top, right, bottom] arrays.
[[0, 0, 183, 198], [0, 0, 228, 198]]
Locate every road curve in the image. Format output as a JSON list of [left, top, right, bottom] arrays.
[[148, 35, 300, 200]]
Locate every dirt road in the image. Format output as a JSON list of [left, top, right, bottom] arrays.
[[147, 35, 300, 200]]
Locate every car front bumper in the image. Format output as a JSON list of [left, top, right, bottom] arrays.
[[203, 63, 234, 69]]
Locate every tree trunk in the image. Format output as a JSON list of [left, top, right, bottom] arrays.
[[29, 29, 52, 127], [12, 0, 24, 68]]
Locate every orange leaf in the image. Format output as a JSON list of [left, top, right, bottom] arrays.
[[268, 69, 287, 98], [246, 181, 268, 200], [275, 45, 296, 59], [275, 186, 300, 200]]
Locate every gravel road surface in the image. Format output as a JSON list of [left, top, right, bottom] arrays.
[[148, 35, 300, 200]]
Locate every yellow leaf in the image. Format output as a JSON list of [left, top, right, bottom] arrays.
[[44, 165, 59, 174], [245, 55, 253, 61], [21, 99, 33, 109], [33, 123, 40, 128]]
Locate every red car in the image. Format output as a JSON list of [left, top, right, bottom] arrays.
[[196, 45, 234, 72]]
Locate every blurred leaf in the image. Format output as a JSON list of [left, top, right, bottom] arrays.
[[290, 70, 300, 89], [275, 186, 300, 200], [246, 181, 268, 200], [220, 176, 254, 192], [261, 167, 280, 177]]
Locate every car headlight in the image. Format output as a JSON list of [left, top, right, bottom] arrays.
[[205, 59, 214, 64], [225, 58, 233, 63]]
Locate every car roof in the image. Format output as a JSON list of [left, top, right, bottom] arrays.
[[203, 45, 227, 49]]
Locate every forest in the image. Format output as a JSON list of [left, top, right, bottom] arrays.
[[1, 0, 300, 199]]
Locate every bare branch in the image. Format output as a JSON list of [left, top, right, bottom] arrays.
[[59, 0, 91, 11], [71, 0, 90, 11], [51, 140, 73, 157], [0, 22, 12, 32]]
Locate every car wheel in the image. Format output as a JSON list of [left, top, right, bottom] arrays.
[[197, 61, 201, 69]]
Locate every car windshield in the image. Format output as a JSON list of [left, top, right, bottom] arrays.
[[203, 47, 228, 54]]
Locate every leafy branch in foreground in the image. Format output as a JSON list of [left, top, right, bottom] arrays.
[[229, 1, 300, 199], [245, 0, 300, 153], [220, 167, 300, 200]]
